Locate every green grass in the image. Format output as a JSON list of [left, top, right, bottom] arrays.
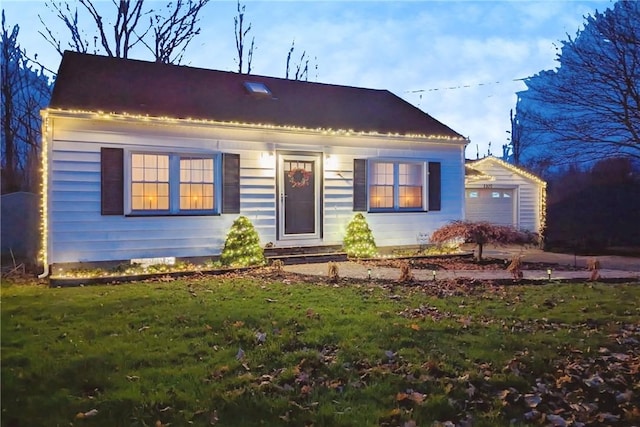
[[2, 275, 639, 426]]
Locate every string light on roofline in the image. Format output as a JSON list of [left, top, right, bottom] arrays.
[[44, 108, 468, 143]]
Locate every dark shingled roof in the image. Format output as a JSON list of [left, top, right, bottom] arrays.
[[50, 51, 465, 139]]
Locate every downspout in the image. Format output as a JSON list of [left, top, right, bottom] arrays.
[[38, 111, 50, 279], [38, 264, 49, 279]]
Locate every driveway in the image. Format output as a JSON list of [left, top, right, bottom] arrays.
[[284, 245, 639, 282], [481, 245, 640, 272]]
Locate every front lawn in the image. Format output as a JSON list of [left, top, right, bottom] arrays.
[[2, 273, 639, 426]]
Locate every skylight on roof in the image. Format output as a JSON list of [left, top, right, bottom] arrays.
[[244, 81, 272, 96]]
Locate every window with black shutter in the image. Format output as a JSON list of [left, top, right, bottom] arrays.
[[353, 158, 442, 213], [100, 148, 235, 216]]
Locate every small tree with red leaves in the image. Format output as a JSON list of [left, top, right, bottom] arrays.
[[430, 220, 536, 261]]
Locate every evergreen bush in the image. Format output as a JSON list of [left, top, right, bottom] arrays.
[[343, 213, 377, 258], [220, 216, 266, 267]]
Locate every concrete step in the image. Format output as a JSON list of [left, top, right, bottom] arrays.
[[265, 245, 347, 265]]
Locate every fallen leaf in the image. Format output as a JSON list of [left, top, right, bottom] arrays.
[[524, 410, 541, 421], [545, 414, 567, 426], [583, 374, 604, 388], [209, 409, 219, 425], [616, 390, 633, 403], [75, 409, 99, 419], [459, 315, 472, 328], [465, 383, 476, 398], [524, 393, 541, 408], [597, 412, 620, 423], [236, 347, 245, 360]]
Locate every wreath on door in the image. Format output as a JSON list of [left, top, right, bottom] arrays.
[[288, 167, 312, 188]]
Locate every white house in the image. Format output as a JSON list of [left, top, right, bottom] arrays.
[[465, 156, 546, 235], [40, 51, 468, 271]]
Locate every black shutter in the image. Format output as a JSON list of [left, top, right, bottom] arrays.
[[353, 159, 367, 211], [101, 147, 124, 215], [428, 162, 441, 211], [222, 153, 240, 213]]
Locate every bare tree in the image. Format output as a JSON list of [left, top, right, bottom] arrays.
[[146, 0, 210, 64], [1, 11, 52, 193], [517, 0, 639, 167], [38, 0, 209, 64], [285, 39, 316, 81], [38, 0, 146, 57], [234, 0, 254, 74], [505, 109, 521, 165]]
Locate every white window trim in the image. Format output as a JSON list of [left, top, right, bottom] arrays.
[[124, 149, 221, 216], [367, 159, 427, 212]]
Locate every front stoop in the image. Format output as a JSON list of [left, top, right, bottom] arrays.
[[265, 245, 348, 265]]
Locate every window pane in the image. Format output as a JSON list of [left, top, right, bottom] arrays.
[[144, 168, 157, 181], [180, 157, 215, 210], [370, 185, 393, 208], [204, 159, 214, 182], [371, 162, 394, 185], [131, 154, 170, 211], [131, 183, 143, 197], [144, 154, 157, 168], [132, 167, 144, 181], [399, 163, 422, 186], [180, 163, 190, 182], [157, 184, 169, 209], [157, 155, 169, 170], [399, 185, 422, 208], [192, 167, 203, 182]]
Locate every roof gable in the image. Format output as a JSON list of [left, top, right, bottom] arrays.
[[466, 156, 546, 186], [49, 51, 465, 140]]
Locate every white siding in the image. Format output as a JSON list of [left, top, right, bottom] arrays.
[[46, 114, 466, 264]]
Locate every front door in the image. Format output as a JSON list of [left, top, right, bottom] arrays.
[[278, 153, 321, 240]]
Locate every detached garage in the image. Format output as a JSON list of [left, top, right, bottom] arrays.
[[465, 156, 546, 235]]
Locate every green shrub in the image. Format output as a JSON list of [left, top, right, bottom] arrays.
[[220, 216, 266, 267], [343, 213, 377, 258]]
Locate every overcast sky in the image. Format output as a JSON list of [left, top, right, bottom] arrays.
[[3, 0, 614, 158]]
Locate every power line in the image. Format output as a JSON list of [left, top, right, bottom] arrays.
[[406, 77, 527, 94]]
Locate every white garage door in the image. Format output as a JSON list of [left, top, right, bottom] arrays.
[[465, 188, 514, 226]]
